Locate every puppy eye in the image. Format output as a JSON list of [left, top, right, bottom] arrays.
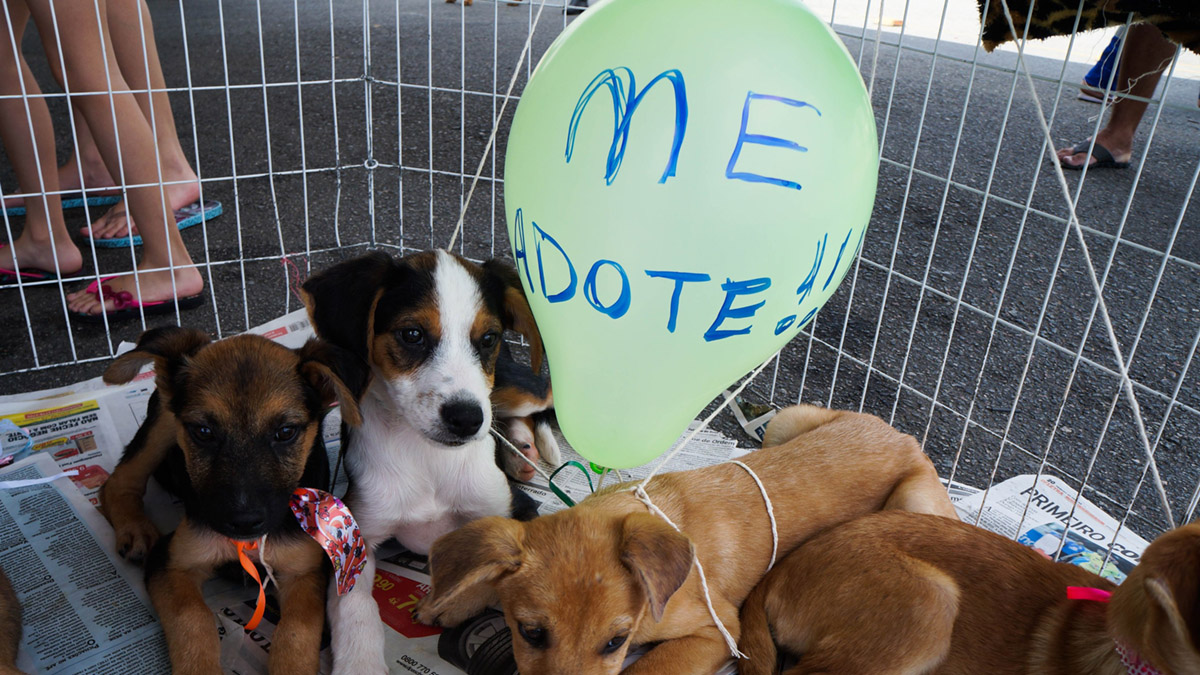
[[518, 624, 547, 648], [400, 328, 424, 345], [602, 634, 628, 655], [274, 426, 299, 443], [188, 424, 214, 444], [479, 331, 499, 349]]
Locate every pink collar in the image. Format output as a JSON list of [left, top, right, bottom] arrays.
[[1065, 587, 1163, 675]]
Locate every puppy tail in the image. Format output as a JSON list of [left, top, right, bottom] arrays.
[[761, 404, 841, 448], [737, 579, 779, 675]]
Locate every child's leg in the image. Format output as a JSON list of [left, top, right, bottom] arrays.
[[0, 0, 81, 276], [22, 0, 201, 313], [84, 0, 202, 241]]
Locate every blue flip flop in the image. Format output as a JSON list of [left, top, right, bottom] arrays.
[[3, 191, 122, 217], [87, 199, 222, 248]]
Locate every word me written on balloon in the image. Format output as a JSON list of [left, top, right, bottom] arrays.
[[511, 67, 866, 343]]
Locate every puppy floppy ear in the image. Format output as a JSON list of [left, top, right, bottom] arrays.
[[420, 517, 525, 626], [301, 252, 394, 364], [620, 512, 695, 621], [484, 258, 543, 374], [296, 339, 365, 427], [1111, 524, 1200, 673], [103, 327, 211, 395]]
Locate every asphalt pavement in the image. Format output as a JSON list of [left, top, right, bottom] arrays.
[[2, 0, 1198, 539]]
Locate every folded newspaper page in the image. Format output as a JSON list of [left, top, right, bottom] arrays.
[[954, 473, 1150, 583]]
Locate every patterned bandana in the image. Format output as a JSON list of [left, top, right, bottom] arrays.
[[1115, 642, 1163, 675], [290, 487, 369, 595]]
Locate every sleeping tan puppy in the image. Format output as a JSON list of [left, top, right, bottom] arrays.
[[738, 510, 1200, 675], [413, 404, 956, 675]]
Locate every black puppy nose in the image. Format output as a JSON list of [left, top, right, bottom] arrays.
[[227, 510, 266, 535], [441, 400, 484, 437]]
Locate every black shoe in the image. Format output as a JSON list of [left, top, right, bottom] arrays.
[[566, 0, 586, 15]]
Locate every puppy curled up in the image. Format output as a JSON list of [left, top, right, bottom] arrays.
[[415, 404, 957, 675], [738, 510, 1200, 675]]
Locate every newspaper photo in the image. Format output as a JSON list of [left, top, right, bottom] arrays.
[[0, 392, 127, 504], [955, 474, 1150, 583]]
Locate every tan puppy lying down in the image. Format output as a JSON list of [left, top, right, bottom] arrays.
[[739, 510, 1200, 675], [414, 404, 956, 675]]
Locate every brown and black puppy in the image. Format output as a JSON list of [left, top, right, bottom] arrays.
[[98, 327, 363, 675], [738, 511, 1200, 675], [414, 404, 956, 675]]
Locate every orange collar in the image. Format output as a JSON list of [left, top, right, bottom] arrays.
[[234, 540, 266, 631]]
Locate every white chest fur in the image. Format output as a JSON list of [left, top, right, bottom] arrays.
[[346, 382, 512, 554]]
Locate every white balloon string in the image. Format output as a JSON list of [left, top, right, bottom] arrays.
[[446, 0, 551, 252], [729, 460, 778, 572], [631, 483, 747, 660], [623, 349, 781, 661]]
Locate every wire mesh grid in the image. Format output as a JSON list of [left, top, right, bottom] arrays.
[[1, 0, 1197, 546]]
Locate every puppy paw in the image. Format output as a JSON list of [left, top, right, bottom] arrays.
[[412, 596, 442, 627], [535, 422, 561, 467], [114, 518, 161, 564]]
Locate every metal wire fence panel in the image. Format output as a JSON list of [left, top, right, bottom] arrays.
[[1, 0, 1197, 544]]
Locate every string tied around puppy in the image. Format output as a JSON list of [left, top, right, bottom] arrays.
[[621, 352, 779, 663], [729, 460, 778, 572], [631, 483, 747, 660]]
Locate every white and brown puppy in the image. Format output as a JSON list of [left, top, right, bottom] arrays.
[[301, 249, 552, 675]]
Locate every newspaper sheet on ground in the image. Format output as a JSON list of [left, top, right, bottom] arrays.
[[0, 389, 127, 504], [0, 453, 169, 674], [955, 473, 1150, 583]]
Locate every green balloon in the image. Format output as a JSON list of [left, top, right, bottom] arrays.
[[505, 0, 878, 469]]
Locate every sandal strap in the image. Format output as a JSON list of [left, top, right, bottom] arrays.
[[90, 282, 136, 310]]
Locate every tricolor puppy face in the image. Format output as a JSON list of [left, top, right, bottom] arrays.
[[302, 250, 542, 448], [415, 511, 695, 675], [104, 329, 361, 540]]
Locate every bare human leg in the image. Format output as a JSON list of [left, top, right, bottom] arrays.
[[82, 0, 202, 241], [19, 0, 202, 314], [1057, 24, 1178, 169], [0, 0, 81, 277]]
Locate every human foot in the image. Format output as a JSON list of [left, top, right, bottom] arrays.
[[0, 236, 82, 280], [80, 176, 201, 241], [2, 155, 116, 210], [66, 266, 204, 317], [1056, 132, 1132, 170]]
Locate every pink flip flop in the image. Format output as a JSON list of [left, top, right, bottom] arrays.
[[0, 243, 63, 283], [70, 275, 204, 323]]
